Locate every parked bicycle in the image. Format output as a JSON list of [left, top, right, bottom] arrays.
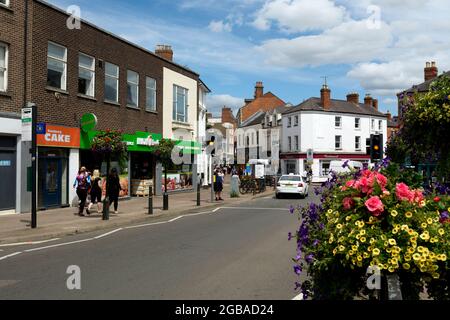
[[239, 177, 266, 195]]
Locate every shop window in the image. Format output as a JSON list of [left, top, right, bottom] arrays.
[[47, 42, 67, 90], [105, 62, 119, 103], [321, 161, 331, 177], [78, 53, 95, 97]]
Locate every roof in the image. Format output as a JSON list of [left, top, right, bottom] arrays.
[[239, 92, 286, 122], [199, 79, 211, 93], [400, 71, 450, 95], [36, 0, 199, 77], [283, 97, 387, 117], [239, 111, 265, 128]]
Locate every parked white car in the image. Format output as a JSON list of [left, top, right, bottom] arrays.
[[276, 174, 309, 199]]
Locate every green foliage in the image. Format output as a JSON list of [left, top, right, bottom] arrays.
[[154, 139, 176, 166], [91, 129, 127, 155]]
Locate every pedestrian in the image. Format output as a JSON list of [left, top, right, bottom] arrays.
[[73, 166, 91, 217], [88, 169, 103, 214], [106, 168, 122, 214], [214, 169, 224, 201]]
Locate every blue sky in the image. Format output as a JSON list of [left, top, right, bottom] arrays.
[[48, 0, 450, 116]]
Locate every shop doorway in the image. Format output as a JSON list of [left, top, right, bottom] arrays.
[[39, 158, 62, 208], [0, 150, 16, 211]]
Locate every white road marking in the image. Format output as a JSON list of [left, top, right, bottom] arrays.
[[292, 293, 304, 300], [94, 228, 122, 240], [212, 208, 222, 213], [168, 216, 184, 223], [24, 238, 94, 253], [124, 221, 169, 230], [0, 252, 22, 261], [220, 207, 288, 211], [0, 238, 60, 248]]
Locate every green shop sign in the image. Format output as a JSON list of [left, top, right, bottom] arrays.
[[80, 113, 98, 133]]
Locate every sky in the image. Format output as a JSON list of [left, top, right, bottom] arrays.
[[48, 0, 450, 116]]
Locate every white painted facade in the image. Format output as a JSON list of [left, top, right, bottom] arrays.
[[281, 111, 387, 183], [198, 82, 211, 186], [162, 67, 198, 141]]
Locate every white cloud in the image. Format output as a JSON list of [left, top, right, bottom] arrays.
[[208, 20, 233, 33], [258, 19, 393, 67], [206, 94, 244, 115], [252, 0, 347, 33]]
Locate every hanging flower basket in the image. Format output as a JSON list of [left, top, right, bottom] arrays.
[[91, 129, 127, 155]]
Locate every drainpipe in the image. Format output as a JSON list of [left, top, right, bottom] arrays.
[[23, 0, 29, 105]]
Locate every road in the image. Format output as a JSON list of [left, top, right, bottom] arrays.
[[0, 194, 318, 300]]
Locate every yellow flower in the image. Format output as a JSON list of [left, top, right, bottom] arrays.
[[432, 273, 440, 279], [391, 210, 398, 217], [372, 248, 381, 256], [405, 211, 413, 218], [439, 254, 447, 261], [346, 216, 352, 222], [388, 239, 397, 246], [404, 255, 412, 262], [417, 247, 424, 253], [336, 224, 343, 230], [333, 248, 338, 255], [328, 209, 333, 214], [360, 237, 367, 243], [363, 252, 370, 259], [420, 233, 430, 241], [408, 229, 414, 236], [339, 245, 345, 252], [421, 223, 428, 229], [388, 267, 395, 273], [357, 256, 363, 262], [413, 253, 421, 261], [403, 263, 411, 270], [420, 200, 426, 207], [352, 245, 358, 251], [408, 247, 415, 254], [360, 230, 366, 236], [438, 229, 445, 236], [430, 237, 438, 244], [427, 218, 433, 224], [401, 225, 409, 232]]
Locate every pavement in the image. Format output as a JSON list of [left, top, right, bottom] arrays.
[[0, 184, 275, 245], [0, 194, 318, 300]]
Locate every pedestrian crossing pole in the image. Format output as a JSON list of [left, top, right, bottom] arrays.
[[30, 103, 37, 229]]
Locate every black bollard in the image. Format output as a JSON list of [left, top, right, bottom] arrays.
[[197, 182, 201, 206], [148, 186, 153, 215], [102, 197, 110, 221], [163, 192, 169, 211]]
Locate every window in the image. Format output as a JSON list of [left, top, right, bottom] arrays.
[[104, 62, 119, 103], [371, 119, 375, 130], [355, 136, 361, 151], [173, 85, 188, 122], [47, 42, 67, 90], [0, 0, 10, 7], [320, 161, 331, 177], [294, 116, 299, 127], [295, 136, 299, 151], [146, 77, 156, 112], [78, 53, 95, 97], [127, 70, 139, 108], [379, 120, 382, 131], [251, 133, 254, 146], [355, 118, 361, 129], [288, 137, 292, 151], [335, 135, 342, 150], [0, 42, 8, 92], [335, 116, 342, 128], [287, 117, 292, 128]]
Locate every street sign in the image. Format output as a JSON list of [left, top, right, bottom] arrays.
[[22, 107, 33, 142], [307, 149, 314, 162]]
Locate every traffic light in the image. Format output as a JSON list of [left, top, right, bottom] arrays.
[[206, 136, 216, 157], [370, 134, 383, 163]]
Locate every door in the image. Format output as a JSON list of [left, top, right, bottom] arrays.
[[42, 158, 62, 208], [0, 151, 16, 211]]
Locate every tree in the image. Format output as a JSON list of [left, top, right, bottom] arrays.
[[387, 75, 450, 181], [154, 138, 176, 193]]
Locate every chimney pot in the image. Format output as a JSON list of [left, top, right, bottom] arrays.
[[347, 92, 360, 104], [155, 44, 174, 61], [373, 98, 379, 111], [425, 61, 438, 81], [321, 85, 331, 110], [254, 81, 264, 99], [364, 94, 373, 107]]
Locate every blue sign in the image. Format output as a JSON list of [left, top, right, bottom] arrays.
[[37, 123, 46, 135], [0, 160, 11, 167]]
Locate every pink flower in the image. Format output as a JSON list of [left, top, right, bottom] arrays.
[[396, 183, 414, 202], [365, 196, 385, 217], [359, 176, 374, 194], [343, 197, 355, 211], [375, 173, 388, 190]]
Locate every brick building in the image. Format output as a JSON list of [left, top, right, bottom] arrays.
[[236, 81, 285, 125], [0, 0, 201, 213]]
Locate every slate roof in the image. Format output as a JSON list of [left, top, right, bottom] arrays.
[[283, 97, 387, 117], [400, 71, 450, 94]]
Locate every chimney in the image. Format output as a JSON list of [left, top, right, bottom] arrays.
[[155, 45, 173, 62], [386, 111, 392, 121], [222, 107, 234, 124], [254, 81, 264, 99], [321, 85, 331, 110], [424, 61, 438, 81], [373, 99, 379, 111], [346, 92, 359, 104], [364, 94, 373, 107]]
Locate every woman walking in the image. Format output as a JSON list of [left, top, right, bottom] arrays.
[[106, 168, 122, 214], [73, 167, 91, 217], [214, 169, 224, 201], [88, 169, 103, 214]]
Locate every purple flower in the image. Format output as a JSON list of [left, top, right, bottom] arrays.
[[314, 187, 322, 196], [313, 239, 320, 247], [295, 282, 302, 291], [305, 254, 314, 264], [441, 211, 449, 220], [288, 232, 293, 241], [289, 206, 295, 214], [342, 160, 350, 169], [294, 265, 302, 275]]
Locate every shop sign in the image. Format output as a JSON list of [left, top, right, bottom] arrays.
[[137, 136, 159, 147], [0, 160, 11, 167], [175, 140, 202, 155], [37, 124, 80, 148], [123, 132, 162, 152], [21, 108, 33, 142], [80, 113, 98, 133]]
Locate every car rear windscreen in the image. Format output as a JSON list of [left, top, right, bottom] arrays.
[[280, 176, 302, 182]]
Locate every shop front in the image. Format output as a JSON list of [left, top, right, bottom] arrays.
[[36, 124, 80, 209]]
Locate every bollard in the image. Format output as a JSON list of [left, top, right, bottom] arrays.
[[148, 186, 153, 215], [102, 197, 110, 221], [197, 182, 201, 206], [163, 192, 169, 211]]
